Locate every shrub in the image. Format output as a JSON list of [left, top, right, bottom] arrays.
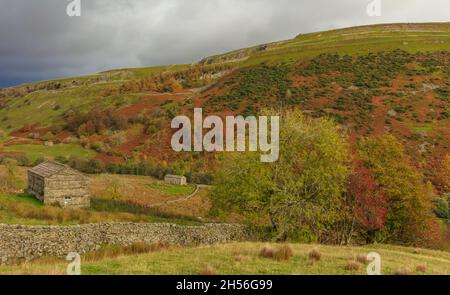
[[40, 132, 54, 141], [416, 264, 427, 273], [101, 176, 125, 200], [258, 244, 294, 261], [344, 261, 361, 271], [51, 125, 63, 134], [0, 158, 25, 192], [68, 158, 106, 174], [81, 242, 169, 262], [207, 65, 291, 112], [356, 254, 369, 265], [91, 141, 108, 153], [259, 245, 275, 259], [109, 132, 127, 147], [63, 136, 80, 144], [0, 154, 31, 167], [186, 172, 214, 185], [273, 244, 294, 261], [434, 196, 449, 220], [308, 249, 322, 262], [65, 109, 128, 136]]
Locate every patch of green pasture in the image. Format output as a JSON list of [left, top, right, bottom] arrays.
[[2, 144, 96, 162], [411, 124, 434, 134], [149, 184, 196, 197], [0, 194, 48, 225], [0, 83, 120, 130], [0, 193, 42, 207]]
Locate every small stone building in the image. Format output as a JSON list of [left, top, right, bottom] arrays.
[[27, 161, 90, 209], [164, 175, 187, 186]]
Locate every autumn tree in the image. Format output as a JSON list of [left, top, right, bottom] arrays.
[[347, 161, 388, 243], [430, 155, 450, 194], [211, 110, 349, 242], [357, 134, 436, 245], [102, 175, 125, 200], [66, 108, 128, 136], [162, 77, 183, 92], [0, 158, 24, 193]]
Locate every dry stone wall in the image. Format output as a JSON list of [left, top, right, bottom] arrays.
[[0, 223, 250, 265]]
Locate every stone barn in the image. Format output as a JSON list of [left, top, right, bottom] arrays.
[[27, 161, 90, 209], [164, 175, 187, 186]]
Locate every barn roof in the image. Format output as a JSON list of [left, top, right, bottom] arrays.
[[29, 161, 75, 178]]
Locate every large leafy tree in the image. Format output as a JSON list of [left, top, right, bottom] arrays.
[[211, 110, 349, 242]]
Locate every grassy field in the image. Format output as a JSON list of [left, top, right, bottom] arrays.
[[0, 242, 449, 275], [0, 192, 200, 225], [150, 183, 196, 196], [90, 174, 211, 219], [0, 82, 117, 131], [2, 144, 96, 162]]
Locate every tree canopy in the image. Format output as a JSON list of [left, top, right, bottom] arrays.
[[211, 109, 349, 242]]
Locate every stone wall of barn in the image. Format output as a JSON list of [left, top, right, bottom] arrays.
[[164, 175, 187, 185], [44, 169, 90, 208], [27, 172, 45, 201]]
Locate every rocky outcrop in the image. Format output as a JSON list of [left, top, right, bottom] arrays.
[[0, 223, 250, 265]]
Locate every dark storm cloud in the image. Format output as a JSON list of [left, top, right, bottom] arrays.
[[0, 0, 448, 87]]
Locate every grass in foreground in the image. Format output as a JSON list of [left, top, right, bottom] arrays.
[[1, 243, 449, 275]]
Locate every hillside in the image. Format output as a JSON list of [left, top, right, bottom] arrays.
[[0, 242, 449, 275], [0, 22, 449, 191]]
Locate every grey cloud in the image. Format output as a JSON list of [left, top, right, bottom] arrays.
[[0, 0, 448, 87]]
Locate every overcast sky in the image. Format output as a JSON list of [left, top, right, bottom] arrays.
[[0, 0, 448, 87]]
